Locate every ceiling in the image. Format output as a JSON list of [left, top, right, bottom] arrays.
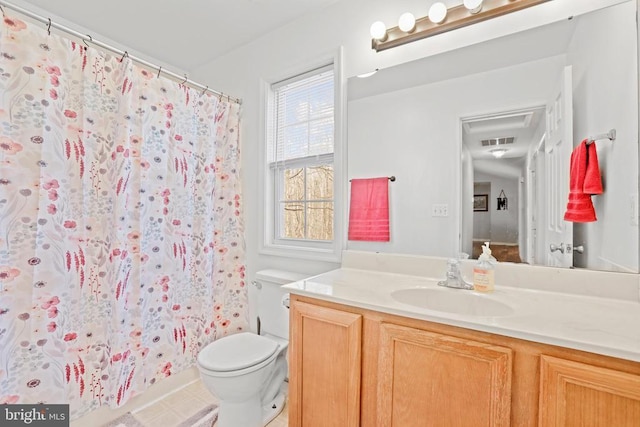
[[9, 0, 339, 71], [463, 107, 545, 179]]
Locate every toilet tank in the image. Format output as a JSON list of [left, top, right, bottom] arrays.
[[253, 269, 309, 340]]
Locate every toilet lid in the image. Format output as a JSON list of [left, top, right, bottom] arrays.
[[198, 332, 279, 372]]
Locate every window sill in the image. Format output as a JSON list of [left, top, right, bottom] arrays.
[[259, 242, 342, 263]]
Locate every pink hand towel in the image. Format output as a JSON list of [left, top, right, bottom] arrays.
[[348, 177, 390, 241], [564, 139, 603, 222]]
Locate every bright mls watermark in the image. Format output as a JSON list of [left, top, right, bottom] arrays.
[[1, 404, 69, 426]]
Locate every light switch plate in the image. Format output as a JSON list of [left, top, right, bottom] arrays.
[[432, 204, 448, 217]]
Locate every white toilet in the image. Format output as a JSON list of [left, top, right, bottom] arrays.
[[197, 269, 308, 427]]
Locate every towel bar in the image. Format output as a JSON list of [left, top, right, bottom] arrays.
[[349, 176, 396, 182], [587, 129, 616, 145]]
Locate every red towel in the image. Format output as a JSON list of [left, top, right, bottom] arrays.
[[348, 177, 390, 241], [564, 139, 603, 222]]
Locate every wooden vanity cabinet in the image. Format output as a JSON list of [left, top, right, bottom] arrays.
[[289, 300, 363, 427], [539, 355, 640, 426], [288, 295, 640, 427], [375, 322, 512, 427]]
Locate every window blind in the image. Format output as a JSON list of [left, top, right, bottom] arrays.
[[271, 65, 334, 165]]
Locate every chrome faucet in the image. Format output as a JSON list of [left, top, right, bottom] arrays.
[[438, 258, 473, 290]]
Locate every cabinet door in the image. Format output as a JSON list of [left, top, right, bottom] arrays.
[[539, 355, 640, 427], [377, 322, 512, 427], [289, 300, 362, 427]]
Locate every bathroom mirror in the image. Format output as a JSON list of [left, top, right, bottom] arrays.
[[347, 1, 639, 272]]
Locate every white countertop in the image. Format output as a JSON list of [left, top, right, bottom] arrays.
[[283, 267, 640, 363]]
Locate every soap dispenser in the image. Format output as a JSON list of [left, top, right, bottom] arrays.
[[473, 242, 496, 293]]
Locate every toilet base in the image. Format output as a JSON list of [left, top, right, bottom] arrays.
[[216, 382, 287, 427], [262, 387, 286, 425], [262, 391, 286, 426]]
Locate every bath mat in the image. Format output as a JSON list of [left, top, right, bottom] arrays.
[[176, 404, 219, 427], [100, 412, 145, 427], [99, 404, 217, 427]]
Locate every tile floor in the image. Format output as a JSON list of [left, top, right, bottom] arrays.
[[132, 379, 288, 427]]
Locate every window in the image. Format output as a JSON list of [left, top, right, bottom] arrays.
[[264, 63, 341, 259]]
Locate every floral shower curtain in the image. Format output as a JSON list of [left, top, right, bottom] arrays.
[[0, 15, 247, 419]]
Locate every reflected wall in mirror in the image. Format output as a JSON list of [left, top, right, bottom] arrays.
[[347, 1, 639, 272]]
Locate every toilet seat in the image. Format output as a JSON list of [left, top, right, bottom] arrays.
[[198, 332, 279, 372]]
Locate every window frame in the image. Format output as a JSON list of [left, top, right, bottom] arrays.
[[259, 50, 345, 262], [272, 154, 335, 243]]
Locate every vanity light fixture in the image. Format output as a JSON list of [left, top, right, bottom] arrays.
[[370, 21, 388, 41], [464, 0, 484, 14], [428, 2, 448, 24], [398, 12, 417, 33], [371, 0, 551, 52]]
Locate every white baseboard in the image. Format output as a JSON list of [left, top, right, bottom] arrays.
[[473, 239, 518, 246]]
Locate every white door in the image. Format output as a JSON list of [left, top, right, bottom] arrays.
[[528, 153, 538, 265], [544, 66, 573, 267]]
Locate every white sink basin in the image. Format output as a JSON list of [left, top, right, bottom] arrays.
[[390, 288, 514, 317]]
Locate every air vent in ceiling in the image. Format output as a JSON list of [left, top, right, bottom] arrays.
[[481, 137, 515, 147]]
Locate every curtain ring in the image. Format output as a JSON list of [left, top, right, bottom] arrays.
[[201, 86, 208, 96], [181, 74, 188, 85], [157, 66, 162, 78], [83, 34, 92, 49], [0, 5, 6, 17], [47, 18, 52, 35], [119, 51, 129, 63]]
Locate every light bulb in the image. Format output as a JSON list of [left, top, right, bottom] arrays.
[[428, 2, 448, 24], [398, 12, 416, 33], [464, 0, 483, 14], [370, 21, 387, 41]]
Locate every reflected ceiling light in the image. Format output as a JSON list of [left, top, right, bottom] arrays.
[[428, 2, 448, 24], [464, 0, 484, 14], [370, 0, 551, 52], [398, 12, 416, 33], [490, 148, 508, 158], [357, 69, 379, 78], [370, 21, 388, 41]]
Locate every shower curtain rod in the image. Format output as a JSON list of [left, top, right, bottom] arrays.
[[0, 0, 242, 104]]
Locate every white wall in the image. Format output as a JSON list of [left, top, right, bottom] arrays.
[[347, 56, 563, 257], [475, 173, 520, 244], [190, 0, 632, 277], [567, 1, 639, 272]]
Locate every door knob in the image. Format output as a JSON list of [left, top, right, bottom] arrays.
[[572, 244, 584, 254], [550, 243, 565, 253]]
